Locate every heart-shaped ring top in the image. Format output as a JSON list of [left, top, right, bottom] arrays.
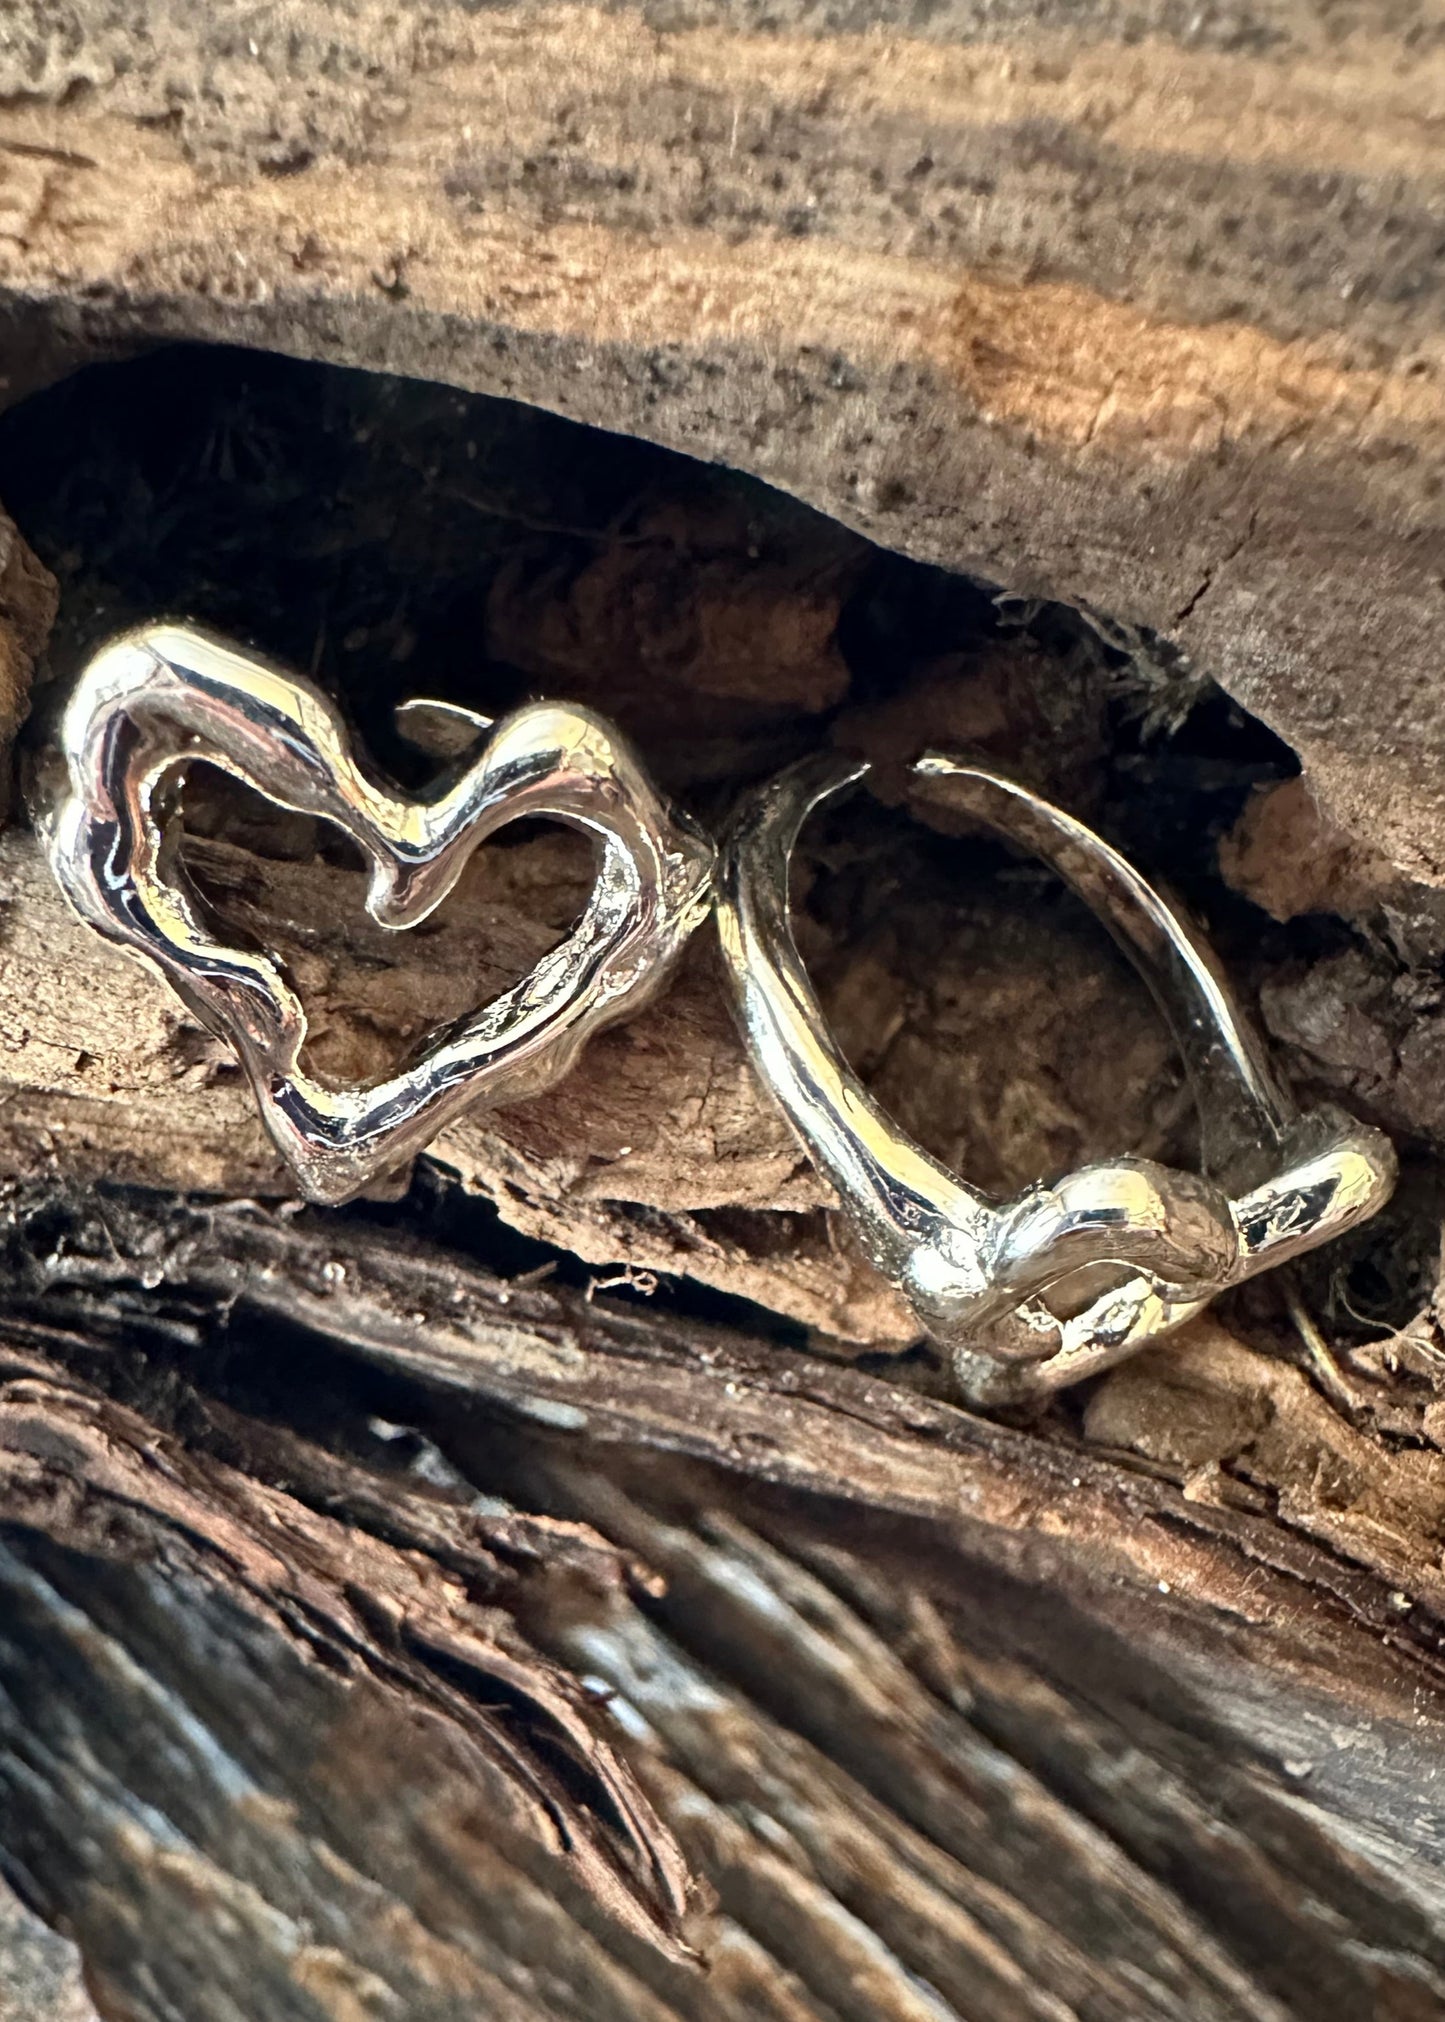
[[41, 622, 715, 1204], [718, 751, 1396, 1403]]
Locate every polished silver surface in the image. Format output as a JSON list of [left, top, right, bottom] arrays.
[[40, 621, 715, 1205], [718, 751, 1397, 1403]]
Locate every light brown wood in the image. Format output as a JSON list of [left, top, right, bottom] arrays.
[[1, 0, 1442, 869]]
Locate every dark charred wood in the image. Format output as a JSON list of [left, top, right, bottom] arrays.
[[0, 1183, 1441, 2019]]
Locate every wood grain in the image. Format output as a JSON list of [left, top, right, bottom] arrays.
[[0, 0, 1442, 872], [0, 10, 1442, 2011], [1, 1186, 1443, 2019]]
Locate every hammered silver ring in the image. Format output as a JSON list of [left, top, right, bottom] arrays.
[[39, 621, 716, 1205]]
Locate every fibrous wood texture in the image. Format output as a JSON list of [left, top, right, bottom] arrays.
[[0, 0, 1442, 870], [0, 5, 1442, 2019], [2, 1189, 1445, 2021]]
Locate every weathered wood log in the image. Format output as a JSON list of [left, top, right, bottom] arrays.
[[2, 1186, 1444, 2020], [0, 0, 1442, 873], [0, 4, 1443, 2017], [0, 1877, 95, 2022], [2, 349, 1444, 2016]]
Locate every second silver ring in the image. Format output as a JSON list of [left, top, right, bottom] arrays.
[[716, 751, 1395, 1405]]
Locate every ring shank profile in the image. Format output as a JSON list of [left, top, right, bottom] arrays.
[[718, 752, 1396, 1404]]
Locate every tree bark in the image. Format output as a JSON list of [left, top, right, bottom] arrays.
[[2, 1187, 1444, 2021], [0, 5, 1442, 2018], [0, 0, 1442, 873]]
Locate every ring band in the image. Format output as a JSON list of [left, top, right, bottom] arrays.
[[717, 751, 1396, 1404]]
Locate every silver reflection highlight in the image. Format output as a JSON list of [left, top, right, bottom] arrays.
[[41, 621, 715, 1205]]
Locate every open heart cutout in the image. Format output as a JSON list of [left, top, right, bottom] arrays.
[[44, 622, 715, 1203]]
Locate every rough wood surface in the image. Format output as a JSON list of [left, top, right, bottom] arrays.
[[0, 1878, 96, 2022], [2, 1186, 1444, 2021], [0, 339, 1440, 2017], [0, 1, 1442, 872], [0, 8, 1442, 2017]]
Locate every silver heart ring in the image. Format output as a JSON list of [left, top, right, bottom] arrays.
[[39, 622, 715, 1204], [717, 752, 1396, 1403]]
